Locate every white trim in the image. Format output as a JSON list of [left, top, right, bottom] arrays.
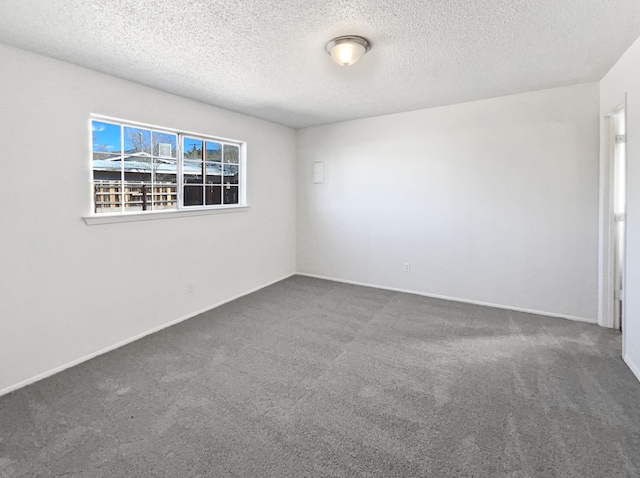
[[598, 102, 626, 328], [297, 273, 597, 324], [623, 354, 640, 384], [84, 205, 249, 225], [621, 98, 629, 359], [0, 272, 295, 398], [598, 114, 616, 327]]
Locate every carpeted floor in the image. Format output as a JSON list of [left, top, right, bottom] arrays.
[[1, 275, 639, 477]]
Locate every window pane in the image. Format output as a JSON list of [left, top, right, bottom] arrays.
[[223, 144, 239, 163], [153, 184, 178, 211], [93, 178, 122, 213], [206, 161, 222, 184], [124, 171, 151, 211], [205, 185, 222, 205], [154, 158, 177, 211], [184, 185, 203, 206], [123, 155, 152, 176], [124, 126, 151, 155], [222, 185, 239, 205], [206, 141, 221, 161], [184, 137, 203, 159], [92, 121, 121, 155], [93, 156, 121, 181], [183, 160, 202, 184], [154, 158, 177, 182], [223, 164, 239, 184], [93, 143, 122, 213], [205, 161, 222, 174], [153, 131, 177, 158]]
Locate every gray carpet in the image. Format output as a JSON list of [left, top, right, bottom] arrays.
[[1, 276, 639, 477]]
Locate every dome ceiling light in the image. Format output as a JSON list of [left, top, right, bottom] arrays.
[[325, 35, 371, 66]]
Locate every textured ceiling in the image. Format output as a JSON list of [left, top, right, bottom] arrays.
[[1, 0, 639, 128]]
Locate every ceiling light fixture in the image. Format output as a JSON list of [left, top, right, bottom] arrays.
[[325, 35, 371, 66]]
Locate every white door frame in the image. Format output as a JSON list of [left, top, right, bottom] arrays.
[[598, 100, 626, 331]]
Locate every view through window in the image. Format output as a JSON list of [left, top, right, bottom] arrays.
[[91, 118, 242, 214]]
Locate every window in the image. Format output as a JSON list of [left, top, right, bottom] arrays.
[[91, 117, 244, 214]]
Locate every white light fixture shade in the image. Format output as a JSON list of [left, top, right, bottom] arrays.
[[326, 36, 371, 66]]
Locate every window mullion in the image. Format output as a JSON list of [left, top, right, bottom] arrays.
[[178, 135, 183, 210], [202, 139, 206, 207], [120, 124, 125, 213], [221, 142, 225, 205]]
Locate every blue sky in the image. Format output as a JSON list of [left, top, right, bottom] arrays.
[[91, 121, 121, 151], [92, 120, 220, 158]]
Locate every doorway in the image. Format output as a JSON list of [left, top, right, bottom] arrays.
[[610, 108, 627, 330]]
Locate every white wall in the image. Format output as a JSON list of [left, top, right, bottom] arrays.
[[297, 84, 600, 322], [0, 44, 296, 394], [601, 37, 640, 381]]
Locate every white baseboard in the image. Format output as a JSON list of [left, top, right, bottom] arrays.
[[623, 354, 640, 383], [0, 272, 295, 398], [297, 272, 597, 324]]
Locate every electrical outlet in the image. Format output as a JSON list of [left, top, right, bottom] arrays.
[[404, 262, 411, 272], [187, 280, 195, 293]]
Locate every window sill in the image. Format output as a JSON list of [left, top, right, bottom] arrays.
[[83, 205, 249, 225]]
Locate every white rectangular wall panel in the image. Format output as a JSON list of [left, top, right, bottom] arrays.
[[313, 161, 325, 183]]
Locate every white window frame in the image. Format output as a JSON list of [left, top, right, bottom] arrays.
[[84, 115, 248, 225]]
